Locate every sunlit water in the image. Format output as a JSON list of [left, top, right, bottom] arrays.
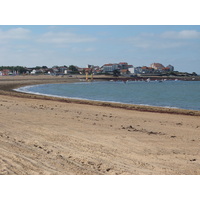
[[15, 80, 200, 111]]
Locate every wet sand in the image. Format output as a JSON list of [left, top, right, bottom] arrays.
[[0, 75, 200, 174]]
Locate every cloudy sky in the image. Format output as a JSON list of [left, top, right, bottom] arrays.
[[0, 25, 200, 73]]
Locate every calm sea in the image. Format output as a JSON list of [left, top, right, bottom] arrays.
[[15, 80, 200, 111]]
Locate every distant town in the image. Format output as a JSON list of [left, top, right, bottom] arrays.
[[0, 62, 198, 77]]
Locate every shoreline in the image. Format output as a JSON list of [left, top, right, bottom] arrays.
[[1, 75, 200, 174], [1, 75, 200, 116]]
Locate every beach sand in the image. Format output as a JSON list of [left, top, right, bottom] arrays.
[[0, 75, 200, 175]]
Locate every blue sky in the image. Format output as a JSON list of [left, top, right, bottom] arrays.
[[0, 25, 200, 73]]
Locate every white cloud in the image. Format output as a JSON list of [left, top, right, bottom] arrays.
[[37, 31, 97, 44], [131, 38, 186, 49], [123, 30, 197, 49], [0, 28, 30, 41], [161, 30, 200, 39]]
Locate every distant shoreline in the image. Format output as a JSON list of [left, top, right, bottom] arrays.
[[1, 75, 200, 116]]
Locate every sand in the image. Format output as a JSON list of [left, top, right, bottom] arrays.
[[0, 75, 200, 175]]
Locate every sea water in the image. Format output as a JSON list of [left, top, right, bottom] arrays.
[[15, 80, 200, 111]]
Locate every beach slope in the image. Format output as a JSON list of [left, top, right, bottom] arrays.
[[0, 76, 200, 174]]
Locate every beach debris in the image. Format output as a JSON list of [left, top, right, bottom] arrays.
[[190, 159, 196, 162], [18, 140, 25, 143], [120, 125, 165, 135], [148, 131, 163, 135], [97, 163, 102, 169], [88, 161, 95, 165], [121, 125, 126, 129], [56, 154, 64, 159], [106, 168, 112, 172]]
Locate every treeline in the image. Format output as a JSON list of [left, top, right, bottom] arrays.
[[165, 71, 198, 76], [0, 65, 80, 74], [0, 66, 27, 74]]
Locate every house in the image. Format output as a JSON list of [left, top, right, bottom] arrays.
[[132, 66, 159, 74], [120, 69, 130, 75], [102, 62, 133, 73], [140, 66, 155, 74], [1, 69, 12, 76], [133, 67, 142, 74], [132, 63, 176, 75], [166, 65, 174, 71], [30, 69, 39, 74], [52, 66, 68, 74], [102, 63, 119, 73], [84, 68, 93, 73], [150, 63, 165, 72], [150, 63, 164, 69], [94, 69, 103, 74], [128, 67, 135, 74]]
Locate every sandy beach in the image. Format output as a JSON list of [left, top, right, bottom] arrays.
[[0, 75, 200, 175]]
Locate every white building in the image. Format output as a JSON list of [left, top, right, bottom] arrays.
[[128, 67, 135, 74], [102, 62, 133, 73], [30, 69, 37, 74], [102, 64, 120, 73]]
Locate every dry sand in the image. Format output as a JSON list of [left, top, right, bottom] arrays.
[[0, 75, 200, 175]]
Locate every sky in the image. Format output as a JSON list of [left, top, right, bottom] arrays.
[[0, 25, 200, 73]]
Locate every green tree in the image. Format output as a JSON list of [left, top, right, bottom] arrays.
[[15, 66, 27, 74], [68, 65, 79, 74], [192, 72, 197, 76], [113, 69, 120, 77]]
